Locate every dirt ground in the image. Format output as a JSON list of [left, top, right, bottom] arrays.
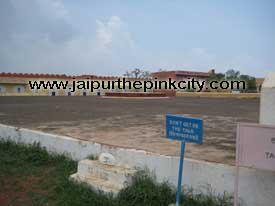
[[0, 96, 259, 165]]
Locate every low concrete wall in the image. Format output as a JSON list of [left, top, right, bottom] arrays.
[[176, 92, 260, 99], [0, 124, 274, 206], [105, 92, 169, 97], [260, 87, 275, 125]]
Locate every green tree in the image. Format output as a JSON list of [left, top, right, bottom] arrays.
[[225, 69, 240, 80], [207, 72, 225, 81], [239, 75, 257, 92], [124, 68, 151, 79]]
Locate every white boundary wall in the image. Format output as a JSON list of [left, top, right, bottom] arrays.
[[260, 72, 275, 125], [0, 123, 274, 206]]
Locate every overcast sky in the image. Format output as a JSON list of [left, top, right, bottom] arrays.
[[0, 0, 274, 77]]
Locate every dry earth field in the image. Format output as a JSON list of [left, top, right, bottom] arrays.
[[0, 96, 259, 165]]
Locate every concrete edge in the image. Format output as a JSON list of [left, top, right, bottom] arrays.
[[0, 123, 274, 206]]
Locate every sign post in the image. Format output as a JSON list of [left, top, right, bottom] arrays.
[[176, 141, 185, 206], [166, 114, 203, 206], [234, 123, 275, 206]]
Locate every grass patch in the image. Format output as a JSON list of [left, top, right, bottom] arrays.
[[0, 140, 234, 206]]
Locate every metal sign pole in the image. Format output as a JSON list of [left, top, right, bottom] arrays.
[[176, 141, 186, 206], [166, 114, 203, 206]]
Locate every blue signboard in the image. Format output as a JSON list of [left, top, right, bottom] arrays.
[[166, 114, 203, 206], [166, 114, 203, 144]]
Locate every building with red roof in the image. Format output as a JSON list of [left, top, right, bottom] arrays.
[[0, 69, 214, 96]]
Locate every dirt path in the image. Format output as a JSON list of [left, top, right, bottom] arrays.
[[0, 96, 259, 164]]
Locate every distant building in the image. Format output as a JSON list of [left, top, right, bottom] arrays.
[[0, 69, 215, 96], [151, 69, 214, 92], [0, 73, 121, 96], [151, 70, 213, 80]]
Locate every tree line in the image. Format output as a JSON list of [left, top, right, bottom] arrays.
[[123, 68, 257, 92], [207, 69, 257, 92]]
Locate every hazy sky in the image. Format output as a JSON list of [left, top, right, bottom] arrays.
[[0, 0, 274, 77]]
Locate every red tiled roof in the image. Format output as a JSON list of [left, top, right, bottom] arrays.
[[175, 70, 210, 77], [0, 72, 74, 79], [152, 70, 210, 78], [0, 71, 210, 80], [0, 72, 144, 80]]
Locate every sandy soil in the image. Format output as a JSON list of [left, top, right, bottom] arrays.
[[0, 96, 259, 165]]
